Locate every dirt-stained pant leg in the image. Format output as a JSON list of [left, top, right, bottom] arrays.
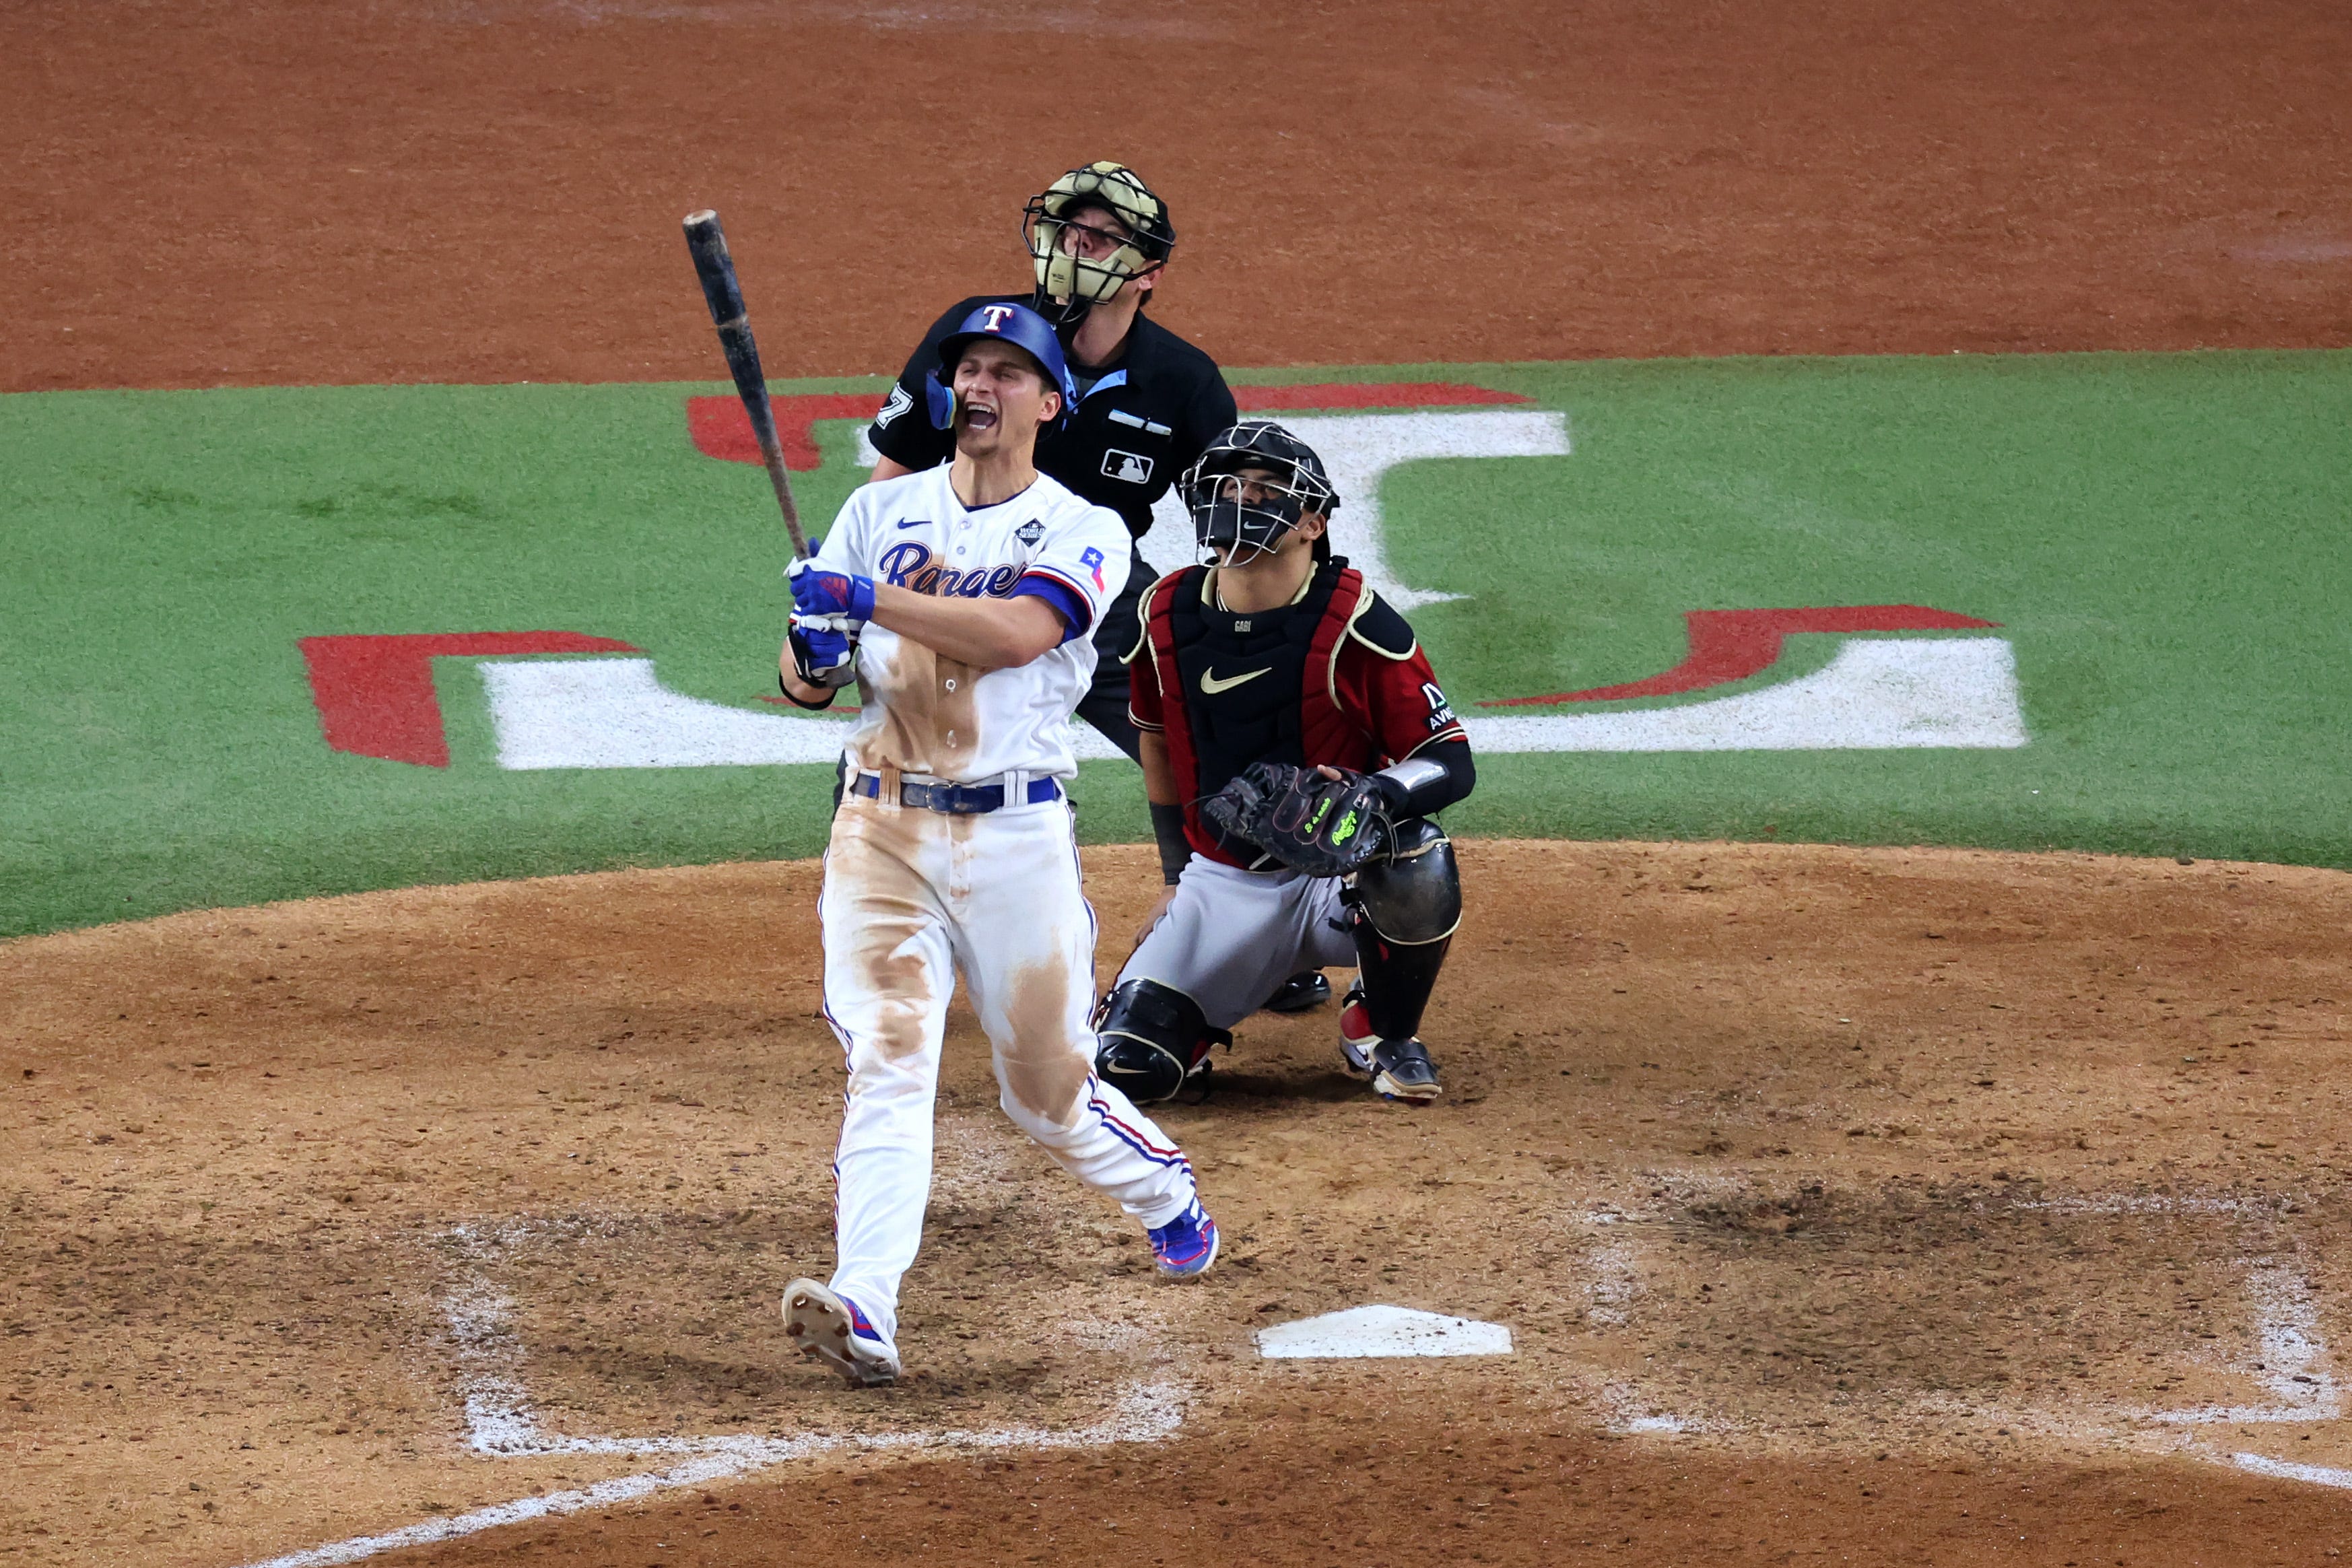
[[819, 798, 957, 1346], [949, 804, 1199, 1229]]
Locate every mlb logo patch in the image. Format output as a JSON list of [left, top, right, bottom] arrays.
[[1102, 449, 1153, 485]]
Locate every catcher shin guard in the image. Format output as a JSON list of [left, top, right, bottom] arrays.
[[1094, 978, 1230, 1104], [1349, 818, 1462, 1042]]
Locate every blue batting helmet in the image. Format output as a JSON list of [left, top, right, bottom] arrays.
[[931, 302, 1078, 425]]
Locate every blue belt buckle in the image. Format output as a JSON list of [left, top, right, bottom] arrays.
[[931, 782, 1000, 815]]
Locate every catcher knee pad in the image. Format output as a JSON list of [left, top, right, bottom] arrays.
[[1094, 979, 1229, 1105], [1351, 818, 1462, 945]]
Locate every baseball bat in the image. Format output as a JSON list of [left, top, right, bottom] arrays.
[[682, 209, 811, 559]]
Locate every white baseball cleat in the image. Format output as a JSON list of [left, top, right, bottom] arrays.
[[782, 1277, 902, 1387]]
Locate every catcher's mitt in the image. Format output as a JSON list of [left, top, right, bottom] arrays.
[[1199, 761, 1390, 877]]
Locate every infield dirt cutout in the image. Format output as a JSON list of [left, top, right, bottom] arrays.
[[7, 840, 2352, 1566]]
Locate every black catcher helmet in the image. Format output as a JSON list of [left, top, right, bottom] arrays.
[[1022, 162, 1176, 325], [1181, 421, 1340, 566]]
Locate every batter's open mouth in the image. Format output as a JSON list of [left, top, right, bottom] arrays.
[[962, 404, 999, 431]]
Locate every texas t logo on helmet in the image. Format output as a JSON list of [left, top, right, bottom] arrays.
[[925, 301, 1081, 431], [1181, 421, 1342, 566]]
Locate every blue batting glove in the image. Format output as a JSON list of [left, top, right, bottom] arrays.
[[788, 557, 875, 623], [790, 611, 859, 689]]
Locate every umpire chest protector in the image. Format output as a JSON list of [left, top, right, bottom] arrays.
[[1142, 559, 1379, 854]]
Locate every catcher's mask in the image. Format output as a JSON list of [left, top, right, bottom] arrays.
[[1181, 421, 1340, 567], [1021, 162, 1175, 326]]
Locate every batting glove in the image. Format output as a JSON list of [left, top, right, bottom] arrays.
[[790, 612, 861, 689], [788, 557, 876, 623]]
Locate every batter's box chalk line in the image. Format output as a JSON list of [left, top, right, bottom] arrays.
[[2147, 1258, 2352, 1491], [1561, 1185, 2349, 1459], [234, 1233, 1189, 1568]]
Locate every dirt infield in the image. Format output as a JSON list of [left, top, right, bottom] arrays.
[[10, 3, 2352, 1561], [8, 840, 2352, 1565], [6, 0, 2349, 393]]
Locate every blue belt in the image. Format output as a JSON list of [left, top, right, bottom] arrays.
[[848, 772, 1063, 815]]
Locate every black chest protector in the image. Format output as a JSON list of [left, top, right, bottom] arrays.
[[1170, 560, 1346, 798]]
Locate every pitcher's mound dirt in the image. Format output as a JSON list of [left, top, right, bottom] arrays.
[[6, 840, 2351, 1566]]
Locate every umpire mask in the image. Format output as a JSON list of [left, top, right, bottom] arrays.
[[1182, 421, 1341, 567], [1023, 162, 1175, 325]]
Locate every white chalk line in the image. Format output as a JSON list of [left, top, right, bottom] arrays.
[[236, 1227, 1188, 1568], [2152, 1262, 2339, 1427], [2227, 1452, 2352, 1489]]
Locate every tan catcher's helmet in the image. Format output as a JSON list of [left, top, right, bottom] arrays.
[[1022, 161, 1178, 322]]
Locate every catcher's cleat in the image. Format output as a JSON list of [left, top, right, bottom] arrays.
[[1261, 969, 1333, 1014], [1147, 1200, 1219, 1280], [782, 1278, 901, 1387], [1339, 989, 1440, 1101], [1367, 1038, 1442, 1103]]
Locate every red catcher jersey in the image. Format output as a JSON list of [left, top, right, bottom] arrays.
[[1128, 561, 1467, 867]]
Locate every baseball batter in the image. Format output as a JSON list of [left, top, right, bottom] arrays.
[[1093, 422, 1477, 1105], [775, 302, 1216, 1389], [864, 161, 1238, 766], [865, 161, 1330, 1020]]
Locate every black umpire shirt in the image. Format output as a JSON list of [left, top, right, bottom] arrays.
[[866, 294, 1238, 543]]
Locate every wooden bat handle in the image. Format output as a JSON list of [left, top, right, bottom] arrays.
[[683, 209, 811, 559]]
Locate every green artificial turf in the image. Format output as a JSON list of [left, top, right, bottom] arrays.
[[3, 350, 2349, 937]]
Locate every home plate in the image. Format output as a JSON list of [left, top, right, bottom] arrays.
[[1254, 1305, 1514, 1359]]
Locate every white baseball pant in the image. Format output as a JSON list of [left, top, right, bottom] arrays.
[[817, 790, 1199, 1346]]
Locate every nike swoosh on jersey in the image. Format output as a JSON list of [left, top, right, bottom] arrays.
[[1199, 666, 1271, 695], [896, 518, 929, 530]]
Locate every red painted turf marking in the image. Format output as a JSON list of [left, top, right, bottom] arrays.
[[1480, 606, 2001, 706], [685, 384, 1531, 467], [688, 393, 884, 469], [301, 632, 639, 766]]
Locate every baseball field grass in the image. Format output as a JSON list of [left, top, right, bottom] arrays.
[[5, 347, 2349, 938]]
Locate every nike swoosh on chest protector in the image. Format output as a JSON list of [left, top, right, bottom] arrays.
[[1199, 666, 1272, 695]]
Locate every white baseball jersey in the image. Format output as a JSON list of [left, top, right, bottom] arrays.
[[810, 465, 1131, 783]]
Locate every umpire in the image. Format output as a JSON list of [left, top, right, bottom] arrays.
[[865, 161, 1237, 762]]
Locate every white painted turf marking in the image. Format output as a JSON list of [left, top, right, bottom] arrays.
[[1137, 409, 1574, 610], [235, 1237, 1186, 1568], [1254, 1304, 1513, 1359], [1466, 637, 2027, 752], [480, 636, 2024, 769], [483, 404, 2028, 765]]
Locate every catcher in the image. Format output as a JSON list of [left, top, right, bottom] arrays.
[[1094, 421, 1475, 1105]]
